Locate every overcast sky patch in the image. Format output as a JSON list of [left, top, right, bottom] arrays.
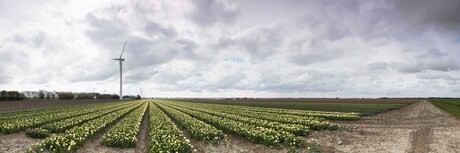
[[0, 0, 459, 97]]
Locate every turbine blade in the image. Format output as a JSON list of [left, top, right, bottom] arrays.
[[119, 40, 127, 58]]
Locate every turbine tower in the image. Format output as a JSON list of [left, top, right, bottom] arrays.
[[113, 41, 127, 100]]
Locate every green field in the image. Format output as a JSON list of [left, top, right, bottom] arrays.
[[177, 100, 411, 116], [430, 99, 460, 119]]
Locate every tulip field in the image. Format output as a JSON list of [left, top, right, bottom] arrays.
[[0, 100, 365, 153]]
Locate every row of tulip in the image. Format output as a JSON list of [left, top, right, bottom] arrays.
[[0, 102, 126, 121], [25, 128, 50, 139], [157, 103, 225, 142], [157, 101, 302, 148], [148, 102, 193, 153], [164, 102, 310, 136], [100, 102, 148, 148], [0, 102, 131, 135], [29, 102, 143, 153], [40, 102, 139, 133], [172, 101, 338, 130], [193, 103, 361, 121], [0, 106, 79, 121]]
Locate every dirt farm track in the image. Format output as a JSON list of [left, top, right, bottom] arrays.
[[311, 100, 460, 153], [0, 100, 459, 153]]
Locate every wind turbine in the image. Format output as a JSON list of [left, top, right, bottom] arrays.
[[113, 40, 127, 100]]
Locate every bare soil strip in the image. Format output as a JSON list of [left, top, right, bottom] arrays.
[[76, 106, 140, 153], [310, 100, 460, 153], [0, 132, 41, 152], [135, 105, 149, 153], [411, 127, 430, 153]]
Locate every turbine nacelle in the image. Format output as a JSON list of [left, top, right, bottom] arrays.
[[112, 58, 125, 61]]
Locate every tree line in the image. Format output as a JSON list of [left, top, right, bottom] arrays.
[[0, 90, 121, 101], [0, 91, 25, 101]]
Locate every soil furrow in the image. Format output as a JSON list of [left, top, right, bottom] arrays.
[[410, 127, 431, 153], [135, 104, 149, 153]]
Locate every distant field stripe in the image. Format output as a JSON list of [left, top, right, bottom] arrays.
[[100, 102, 148, 148], [0, 101, 138, 135], [177, 100, 410, 116], [148, 102, 193, 153], [156, 101, 301, 148], [170, 101, 337, 130], [0, 102, 125, 121], [184, 102, 361, 120], [0, 104, 95, 121], [0, 102, 126, 120], [40, 102, 139, 133], [164, 102, 309, 136], [157, 103, 225, 141], [32, 102, 142, 152]]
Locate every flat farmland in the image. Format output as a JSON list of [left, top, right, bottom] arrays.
[[178, 99, 416, 116], [0, 99, 459, 153], [0, 99, 124, 112]]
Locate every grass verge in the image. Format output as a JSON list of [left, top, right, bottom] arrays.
[[430, 99, 460, 119]]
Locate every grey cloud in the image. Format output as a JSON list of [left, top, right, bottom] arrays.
[[153, 70, 189, 85], [416, 72, 460, 81], [176, 39, 197, 52], [395, 0, 460, 31], [368, 61, 390, 70], [419, 48, 447, 58], [290, 40, 343, 65], [32, 32, 45, 47], [151, 61, 348, 94], [84, 0, 212, 72], [122, 37, 165, 67], [417, 73, 443, 80], [12, 31, 46, 47], [422, 60, 456, 72], [144, 22, 177, 38], [24, 73, 49, 84], [189, 0, 239, 26], [154, 63, 242, 91], [283, 1, 405, 66], [69, 67, 117, 82], [0, 70, 10, 84], [0, 50, 13, 63], [255, 73, 347, 93], [396, 62, 423, 73], [252, 71, 346, 93], [85, 13, 129, 49], [395, 60, 458, 73], [2, 0, 460, 97], [85, 9, 199, 76], [0, 47, 31, 74], [395, 48, 460, 73], [122, 37, 201, 68], [291, 50, 343, 66], [125, 70, 159, 83], [218, 26, 283, 59], [298, 1, 404, 41], [393, 60, 459, 73]]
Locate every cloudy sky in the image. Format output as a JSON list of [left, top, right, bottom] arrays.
[[1, 0, 459, 98]]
